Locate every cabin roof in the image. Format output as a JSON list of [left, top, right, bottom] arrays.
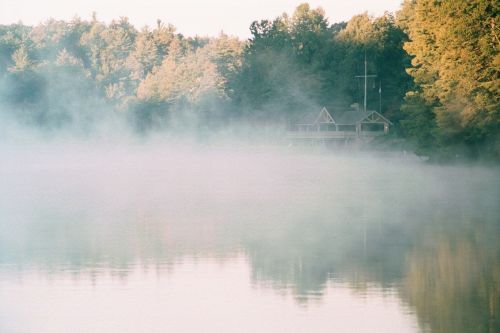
[[296, 112, 320, 125], [333, 110, 392, 125], [295, 107, 392, 126], [296, 107, 335, 125]]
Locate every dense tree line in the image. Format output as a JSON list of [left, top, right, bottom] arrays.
[[233, 4, 411, 125], [398, 0, 499, 160], [0, 1, 498, 159]]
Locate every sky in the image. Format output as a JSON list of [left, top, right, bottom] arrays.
[[0, 0, 403, 38]]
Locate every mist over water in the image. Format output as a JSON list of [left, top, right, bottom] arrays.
[[1, 139, 499, 332], [0, 1, 498, 330]]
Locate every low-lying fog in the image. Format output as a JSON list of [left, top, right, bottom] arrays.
[[1, 139, 499, 333]]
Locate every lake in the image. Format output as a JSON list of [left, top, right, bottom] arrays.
[[0, 143, 499, 332]]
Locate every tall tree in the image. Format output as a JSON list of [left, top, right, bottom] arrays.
[[334, 13, 412, 118], [398, 0, 500, 158], [81, 17, 137, 102]]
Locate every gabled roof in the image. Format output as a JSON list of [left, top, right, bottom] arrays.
[[333, 110, 392, 125], [296, 107, 335, 125], [334, 111, 371, 125], [316, 107, 335, 124], [296, 112, 319, 125], [295, 107, 392, 126]]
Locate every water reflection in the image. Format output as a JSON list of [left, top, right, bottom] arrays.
[[0, 147, 499, 332], [403, 220, 499, 333]]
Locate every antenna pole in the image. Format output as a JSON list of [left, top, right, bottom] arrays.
[[355, 51, 376, 112], [364, 52, 367, 112]]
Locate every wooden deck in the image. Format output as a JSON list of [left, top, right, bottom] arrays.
[[286, 130, 385, 140]]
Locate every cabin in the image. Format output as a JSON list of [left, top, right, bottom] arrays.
[[295, 107, 336, 132], [288, 106, 392, 141]]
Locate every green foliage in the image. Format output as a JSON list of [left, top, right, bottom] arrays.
[[400, 91, 438, 155], [9, 45, 32, 72], [0, 2, 497, 159], [398, 0, 500, 159], [242, 4, 333, 110], [236, 6, 411, 124], [335, 13, 412, 117], [137, 34, 242, 104], [0, 24, 31, 74], [80, 17, 138, 101]]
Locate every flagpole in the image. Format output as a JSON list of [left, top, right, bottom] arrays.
[[379, 80, 382, 113], [355, 51, 376, 112]]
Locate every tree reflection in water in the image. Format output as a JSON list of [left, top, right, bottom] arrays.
[[1, 152, 498, 332]]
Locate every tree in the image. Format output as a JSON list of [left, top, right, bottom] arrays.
[[235, 4, 333, 119], [398, 0, 500, 159], [400, 91, 438, 156], [0, 23, 32, 75], [80, 17, 137, 102], [137, 34, 242, 105], [334, 13, 412, 118], [9, 45, 32, 72]]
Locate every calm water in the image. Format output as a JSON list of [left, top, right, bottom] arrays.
[[0, 144, 499, 332]]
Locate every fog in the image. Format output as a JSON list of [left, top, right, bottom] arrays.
[[2, 138, 498, 266], [1, 133, 499, 332], [1, 3, 498, 331]]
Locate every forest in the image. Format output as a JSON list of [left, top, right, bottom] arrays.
[[0, 0, 498, 160]]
